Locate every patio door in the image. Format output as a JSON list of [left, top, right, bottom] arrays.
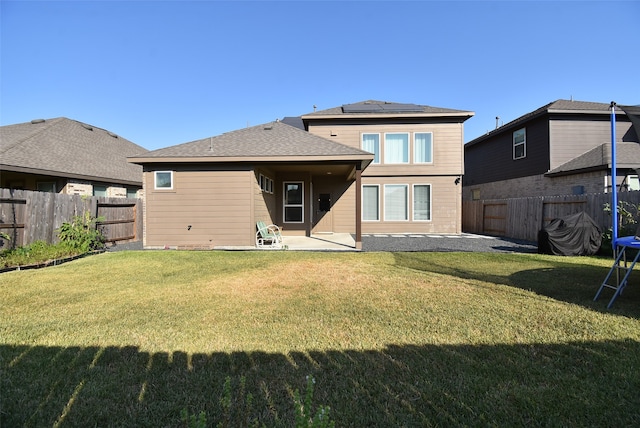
[[313, 187, 333, 233]]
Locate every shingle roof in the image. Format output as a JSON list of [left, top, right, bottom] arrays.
[[129, 120, 373, 161], [302, 100, 473, 118], [546, 141, 640, 176], [0, 117, 146, 185]]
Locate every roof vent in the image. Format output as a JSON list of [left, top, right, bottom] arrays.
[[81, 123, 93, 131], [31, 119, 45, 124], [107, 131, 118, 138], [264, 124, 273, 130]]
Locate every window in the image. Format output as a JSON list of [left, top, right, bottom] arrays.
[[154, 171, 173, 189], [259, 174, 274, 193], [127, 188, 138, 198], [413, 185, 431, 221], [362, 133, 380, 164], [284, 182, 303, 222], [93, 185, 107, 197], [36, 182, 56, 193], [384, 133, 409, 164], [362, 185, 380, 221], [513, 128, 526, 159], [414, 133, 433, 163], [384, 184, 408, 221], [471, 189, 481, 201]]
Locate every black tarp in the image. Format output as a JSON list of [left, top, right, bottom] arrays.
[[538, 211, 602, 256]]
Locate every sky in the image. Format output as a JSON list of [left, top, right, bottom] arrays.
[[1, 0, 638, 151]]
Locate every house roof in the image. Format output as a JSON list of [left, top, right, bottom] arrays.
[[545, 141, 640, 177], [301, 100, 474, 120], [128, 120, 374, 169], [466, 99, 628, 147], [0, 117, 146, 186]]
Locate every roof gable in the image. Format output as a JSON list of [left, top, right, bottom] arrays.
[[129, 120, 373, 162], [0, 118, 147, 184]]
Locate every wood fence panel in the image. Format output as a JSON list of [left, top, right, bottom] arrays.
[[0, 189, 141, 248], [482, 202, 506, 236], [463, 190, 640, 242], [0, 189, 27, 249]]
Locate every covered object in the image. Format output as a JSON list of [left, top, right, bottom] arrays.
[[538, 211, 602, 256]]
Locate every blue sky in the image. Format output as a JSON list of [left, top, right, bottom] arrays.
[[1, 0, 638, 151]]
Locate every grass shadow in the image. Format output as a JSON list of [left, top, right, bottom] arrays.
[[393, 252, 640, 319], [2, 340, 640, 427]]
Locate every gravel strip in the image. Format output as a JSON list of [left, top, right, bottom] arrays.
[[362, 233, 537, 253]]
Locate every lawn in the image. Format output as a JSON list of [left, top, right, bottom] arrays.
[[2, 250, 640, 427]]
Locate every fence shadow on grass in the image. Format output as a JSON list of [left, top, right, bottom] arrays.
[[393, 253, 640, 319], [2, 340, 640, 427]]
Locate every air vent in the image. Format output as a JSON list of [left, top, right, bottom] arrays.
[[107, 131, 118, 138], [31, 119, 45, 124], [81, 123, 94, 131]]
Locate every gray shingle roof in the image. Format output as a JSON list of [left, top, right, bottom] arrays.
[[129, 121, 373, 160], [303, 100, 473, 117], [0, 117, 146, 185], [546, 141, 640, 176]]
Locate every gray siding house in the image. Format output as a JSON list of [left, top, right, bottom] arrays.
[[463, 100, 640, 200]]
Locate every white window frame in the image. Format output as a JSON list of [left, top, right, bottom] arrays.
[[384, 133, 409, 164], [154, 171, 174, 190], [362, 133, 380, 164], [283, 181, 304, 223], [362, 184, 380, 221], [384, 184, 409, 221], [513, 128, 526, 160], [414, 132, 433, 164], [412, 184, 432, 221]]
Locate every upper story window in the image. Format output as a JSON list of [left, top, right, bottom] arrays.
[[513, 128, 526, 160], [362, 133, 380, 164], [384, 133, 409, 164], [154, 171, 173, 190], [414, 132, 433, 163]]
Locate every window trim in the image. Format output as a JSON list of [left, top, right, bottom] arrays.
[[383, 132, 409, 164], [412, 184, 432, 221], [154, 171, 174, 190], [362, 133, 381, 164], [362, 184, 380, 221], [383, 184, 409, 221], [513, 128, 526, 160], [414, 132, 433, 164], [283, 181, 304, 223]]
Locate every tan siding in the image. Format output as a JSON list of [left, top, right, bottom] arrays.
[[549, 120, 634, 169], [308, 123, 464, 176], [361, 176, 460, 234], [144, 169, 253, 247]]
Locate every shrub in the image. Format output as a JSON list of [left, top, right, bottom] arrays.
[[57, 211, 106, 252]]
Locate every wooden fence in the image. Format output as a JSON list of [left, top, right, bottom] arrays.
[[463, 191, 640, 242], [0, 188, 142, 249]]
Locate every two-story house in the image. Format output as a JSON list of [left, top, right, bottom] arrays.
[[128, 100, 474, 249], [463, 100, 640, 201]]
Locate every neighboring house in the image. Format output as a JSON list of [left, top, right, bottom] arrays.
[[463, 100, 640, 200], [0, 117, 146, 197], [128, 100, 474, 249]]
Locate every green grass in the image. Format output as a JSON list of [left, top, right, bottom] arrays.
[[2, 251, 640, 426]]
